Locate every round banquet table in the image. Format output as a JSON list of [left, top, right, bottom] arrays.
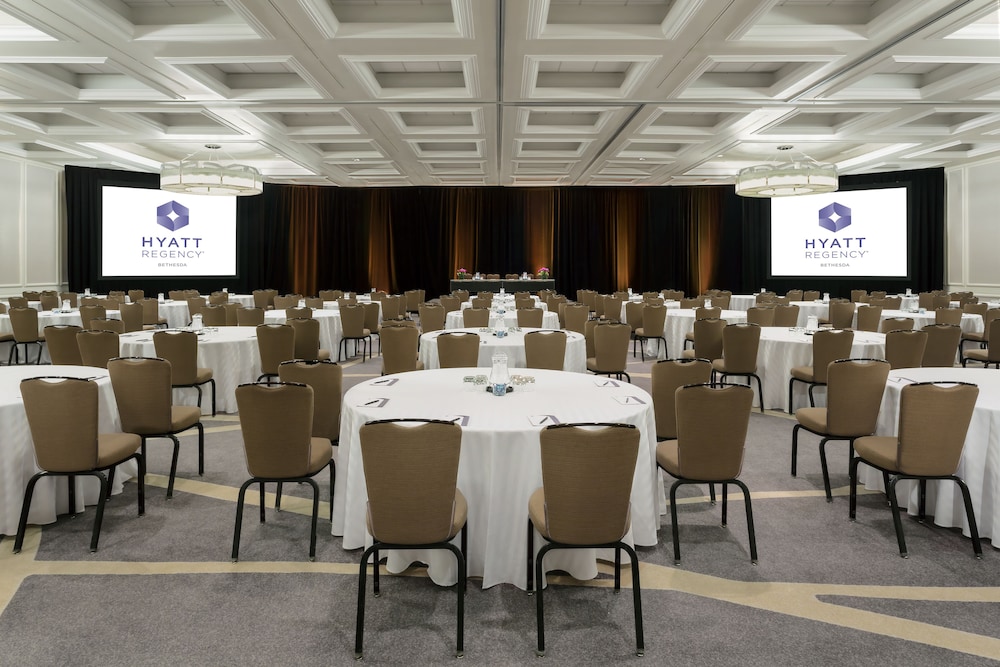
[[418, 327, 586, 372], [862, 367, 1000, 547], [333, 368, 661, 589], [0, 365, 136, 536], [445, 309, 558, 330], [118, 327, 262, 414]]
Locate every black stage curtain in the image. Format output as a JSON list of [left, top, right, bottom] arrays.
[[66, 167, 945, 299]]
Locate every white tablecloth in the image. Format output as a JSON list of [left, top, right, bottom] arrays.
[[418, 327, 586, 372], [663, 309, 748, 359], [446, 309, 558, 330], [158, 300, 191, 328], [264, 309, 343, 358], [118, 327, 262, 414], [863, 367, 1000, 546], [333, 368, 661, 589], [729, 295, 758, 311], [0, 366, 136, 536], [765, 328, 886, 412]]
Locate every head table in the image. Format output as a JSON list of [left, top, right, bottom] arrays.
[[333, 368, 661, 589], [0, 365, 137, 536]]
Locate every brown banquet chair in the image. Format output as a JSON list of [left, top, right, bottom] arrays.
[[791, 358, 890, 501], [355, 418, 466, 659], [77, 329, 119, 369], [436, 331, 481, 368], [884, 329, 927, 370], [12, 377, 144, 554], [339, 304, 371, 361], [920, 323, 962, 367], [419, 303, 446, 334], [232, 381, 334, 562], [289, 318, 331, 362], [787, 328, 854, 412], [587, 322, 632, 382], [7, 307, 44, 364], [44, 324, 83, 365], [256, 323, 295, 382], [462, 307, 490, 328], [712, 323, 764, 411], [523, 330, 567, 371], [527, 423, 644, 657], [962, 318, 1000, 368], [659, 383, 756, 564], [153, 330, 216, 415], [633, 304, 667, 361], [516, 307, 544, 328], [108, 356, 205, 499], [850, 381, 981, 559], [277, 358, 343, 519], [380, 325, 423, 375]]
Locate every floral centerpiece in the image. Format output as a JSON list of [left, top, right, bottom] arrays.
[[537, 267, 551, 279], [457, 267, 470, 279]]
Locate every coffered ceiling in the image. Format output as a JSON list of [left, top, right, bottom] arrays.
[[0, 0, 998, 187]]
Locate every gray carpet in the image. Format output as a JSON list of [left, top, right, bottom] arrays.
[[2, 344, 1000, 665]]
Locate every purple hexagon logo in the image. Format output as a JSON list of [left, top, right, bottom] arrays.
[[156, 200, 189, 232], [818, 202, 851, 233]]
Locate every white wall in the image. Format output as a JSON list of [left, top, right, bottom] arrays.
[[947, 159, 1000, 300], [0, 156, 64, 297]]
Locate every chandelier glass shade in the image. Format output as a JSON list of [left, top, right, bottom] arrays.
[[735, 155, 838, 198], [160, 145, 263, 196]]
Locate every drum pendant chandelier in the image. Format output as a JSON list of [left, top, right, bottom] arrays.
[[735, 145, 838, 198], [160, 144, 263, 196]]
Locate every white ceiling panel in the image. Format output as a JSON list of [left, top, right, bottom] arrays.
[[0, 0, 995, 187]]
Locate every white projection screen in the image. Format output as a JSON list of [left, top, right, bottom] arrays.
[[101, 185, 237, 278], [769, 186, 908, 278]]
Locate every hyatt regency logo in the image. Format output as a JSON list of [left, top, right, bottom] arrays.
[[156, 200, 190, 232], [818, 202, 851, 233]]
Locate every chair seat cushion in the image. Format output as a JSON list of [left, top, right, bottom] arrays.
[[96, 432, 142, 468], [195, 368, 213, 383], [308, 436, 334, 474], [795, 407, 828, 433], [318, 348, 331, 361], [790, 366, 815, 382], [586, 357, 598, 371], [711, 358, 727, 373], [684, 331, 694, 341], [415, 360, 424, 370], [655, 439, 679, 476], [171, 405, 202, 431], [963, 349, 989, 361], [680, 349, 696, 359], [962, 332, 985, 342], [853, 435, 899, 472]]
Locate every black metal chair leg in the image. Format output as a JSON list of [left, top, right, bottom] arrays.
[[734, 479, 758, 564], [818, 437, 833, 502], [954, 476, 983, 559], [669, 480, 682, 564], [232, 479, 254, 562], [886, 476, 908, 558]]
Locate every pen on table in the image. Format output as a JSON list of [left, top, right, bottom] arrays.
[[363, 399, 381, 406]]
